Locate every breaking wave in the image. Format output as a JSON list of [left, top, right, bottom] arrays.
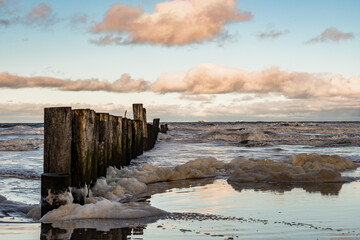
[[0, 124, 43, 136], [0, 138, 43, 151], [168, 122, 360, 147]]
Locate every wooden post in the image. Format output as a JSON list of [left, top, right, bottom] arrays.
[[107, 115, 115, 168], [132, 120, 143, 158], [44, 107, 72, 174], [121, 117, 128, 167], [142, 108, 148, 150], [97, 113, 109, 178], [92, 112, 100, 184], [41, 173, 71, 217], [42, 107, 72, 217], [71, 109, 96, 188], [133, 104, 148, 151], [153, 118, 160, 132], [126, 119, 133, 165], [114, 116, 123, 169]]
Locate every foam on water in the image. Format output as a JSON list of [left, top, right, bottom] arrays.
[[37, 153, 358, 223], [40, 200, 167, 222]]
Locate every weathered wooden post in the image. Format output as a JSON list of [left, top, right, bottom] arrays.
[[41, 173, 71, 217], [126, 119, 133, 165], [114, 116, 123, 169], [121, 117, 128, 167], [92, 113, 100, 184], [44, 107, 72, 174], [97, 113, 109, 178], [71, 109, 97, 197], [108, 115, 115, 168], [42, 107, 72, 217], [133, 104, 148, 151], [132, 120, 143, 158], [153, 118, 160, 131]]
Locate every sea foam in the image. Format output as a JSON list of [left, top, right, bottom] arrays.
[[39, 154, 358, 222]]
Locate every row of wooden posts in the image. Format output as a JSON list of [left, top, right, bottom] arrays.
[[41, 104, 168, 216]]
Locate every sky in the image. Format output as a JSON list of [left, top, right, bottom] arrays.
[[0, 0, 359, 122]]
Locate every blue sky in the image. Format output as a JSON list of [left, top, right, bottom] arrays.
[[0, 0, 359, 122]]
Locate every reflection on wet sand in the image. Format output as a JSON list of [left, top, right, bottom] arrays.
[[41, 222, 143, 240], [227, 181, 344, 196], [39, 178, 348, 239]]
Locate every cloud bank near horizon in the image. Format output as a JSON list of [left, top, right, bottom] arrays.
[[0, 72, 149, 93], [1, 64, 360, 99], [1, 95, 359, 122], [91, 0, 252, 46]]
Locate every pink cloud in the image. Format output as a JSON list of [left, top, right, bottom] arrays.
[[306, 27, 355, 43], [89, 35, 122, 45], [27, 2, 52, 22], [0, 72, 149, 93], [91, 0, 252, 46], [2, 64, 360, 100], [151, 63, 360, 98]]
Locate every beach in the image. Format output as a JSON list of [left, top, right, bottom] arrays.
[[0, 122, 360, 239]]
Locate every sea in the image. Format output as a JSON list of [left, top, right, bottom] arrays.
[[0, 121, 360, 239]]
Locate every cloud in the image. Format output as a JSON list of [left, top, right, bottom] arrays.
[[0, 19, 10, 26], [27, 2, 51, 22], [257, 28, 289, 39], [179, 94, 216, 104], [306, 27, 355, 43], [71, 14, 88, 24], [0, 72, 149, 93], [2, 95, 359, 122], [2, 64, 360, 100], [91, 0, 252, 46], [151, 63, 360, 98], [89, 35, 122, 45]]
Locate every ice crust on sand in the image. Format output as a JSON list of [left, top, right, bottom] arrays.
[[41, 199, 167, 222]]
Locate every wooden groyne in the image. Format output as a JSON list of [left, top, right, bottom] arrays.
[[41, 104, 162, 216]]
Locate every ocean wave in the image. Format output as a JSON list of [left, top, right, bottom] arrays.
[[0, 169, 41, 179], [0, 138, 43, 151], [0, 125, 44, 136]]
